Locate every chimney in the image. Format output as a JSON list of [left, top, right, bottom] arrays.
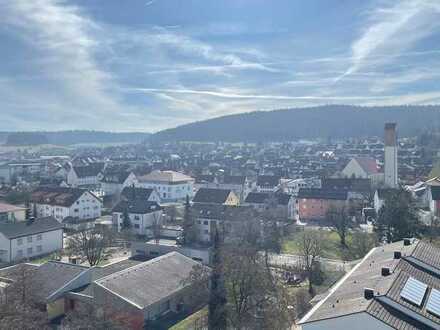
[[404, 238, 412, 246], [384, 123, 398, 188], [381, 267, 391, 276], [364, 288, 375, 300], [394, 251, 402, 259]]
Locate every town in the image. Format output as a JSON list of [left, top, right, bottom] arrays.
[[0, 122, 440, 329]]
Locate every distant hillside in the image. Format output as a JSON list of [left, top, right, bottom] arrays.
[[1, 130, 151, 146], [151, 105, 440, 142]]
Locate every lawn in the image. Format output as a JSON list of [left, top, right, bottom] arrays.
[[282, 227, 376, 261], [169, 307, 208, 330]]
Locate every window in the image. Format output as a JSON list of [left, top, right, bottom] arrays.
[[27, 236, 32, 243], [134, 224, 140, 229], [17, 238, 23, 245], [134, 215, 140, 220], [27, 247, 33, 255], [74, 209, 79, 212], [203, 221, 209, 225], [37, 245, 42, 252], [204, 230, 209, 234]]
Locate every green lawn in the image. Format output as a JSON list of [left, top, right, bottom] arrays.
[[169, 307, 207, 330], [282, 228, 376, 261]]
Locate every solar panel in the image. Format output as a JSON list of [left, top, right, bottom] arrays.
[[400, 277, 428, 306], [427, 288, 440, 317]]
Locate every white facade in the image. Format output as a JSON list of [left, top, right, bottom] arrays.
[[67, 168, 101, 187], [113, 210, 163, 236], [34, 191, 102, 223], [384, 146, 398, 188], [0, 229, 63, 263], [342, 159, 369, 178], [137, 181, 193, 202]]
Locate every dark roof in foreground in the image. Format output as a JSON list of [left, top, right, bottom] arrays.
[[121, 187, 155, 201], [0, 216, 63, 239], [300, 240, 440, 330], [257, 175, 280, 187], [244, 192, 292, 205], [112, 200, 161, 214], [31, 186, 93, 207], [193, 188, 233, 204], [297, 188, 348, 200], [95, 252, 203, 309]]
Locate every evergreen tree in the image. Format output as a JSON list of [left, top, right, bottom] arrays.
[[208, 228, 227, 330], [122, 206, 131, 230], [182, 195, 195, 245]]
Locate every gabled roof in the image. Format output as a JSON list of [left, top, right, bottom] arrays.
[[193, 188, 233, 204], [137, 170, 193, 183], [244, 192, 292, 205], [31, 186, 93, 207], [223, 175, 246, 185], [298, 188, 348, 200], [322, 178, 371, 192], [257, 175, 280, 187], [73, 163, 104, 178], [101, 171, 132, 184], [192, 204, 254, 221], [353, 157, 379, 175], [120, 187, 155, 201], [195, 174, 216, 184], [0, 216, 63, 239], [112, 200, 161, 214], [95, 252, 204, 309]]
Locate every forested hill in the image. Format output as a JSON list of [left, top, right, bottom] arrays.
[[1, 131, 151, 146], [151, 105, 440, 142]]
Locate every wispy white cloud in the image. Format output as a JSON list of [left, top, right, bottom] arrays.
[[337, 0, 440, 81]]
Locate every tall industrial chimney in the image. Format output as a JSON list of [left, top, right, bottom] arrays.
[[384, 123, 398, 188]]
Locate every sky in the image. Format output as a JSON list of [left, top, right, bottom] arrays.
[[1, 0, 440, 132]]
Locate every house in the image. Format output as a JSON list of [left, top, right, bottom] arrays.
[[194, 174, 218, 192], [31, 186, 102, 223], [0, 202, 26, 223], [137, 170, 194, 202], [296, 188, 348, 222], [0, 217, 63, 263], [299, 239, 440, 330], [100, 171, 137, 196], [341, 157, 384, 185], [120, 186, 161, 204], [218, 175, 254, 202], [112, 200, 162, 236], [93, 252, 206, 327], [256, 175, 281, 192], [67, 163, 104, 187], [191, 204, 256, 243], [244, 192, 294, 220], [192, 188, 239, 206], [62, 216, 96, 232]]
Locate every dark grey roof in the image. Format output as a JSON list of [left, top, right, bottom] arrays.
[[112, 200, 161, 214], [193, 188, 232, 204], [195, 175, 215, 184], [120, 187, 154, 201], [321, 178, 371, 192], [297, 188, 348, 200], [192, 204, 254, 221], [0, 216, 63, 239], [244, 192, 292, 205], [73, 163, 104, 178], [101, 171, 131, 184], [95, 252, 204, 309], [31, 186, 92, 207], [223, 175, 246, 185], [257, 175, 280, 187]]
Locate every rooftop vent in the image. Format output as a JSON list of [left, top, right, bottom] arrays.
[[394, 251, 402, 259], [404, 238, 412, 246], [382, 267, 391, 276], [364, 288, 375, 300]]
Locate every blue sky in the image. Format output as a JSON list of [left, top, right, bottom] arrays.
[[1, 0, 440, 132]]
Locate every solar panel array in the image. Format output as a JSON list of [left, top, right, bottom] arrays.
[[400, 277, 428, 306], [427, 288, 440, 317]]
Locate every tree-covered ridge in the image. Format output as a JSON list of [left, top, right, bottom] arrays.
[[152, 105, 440, 142]]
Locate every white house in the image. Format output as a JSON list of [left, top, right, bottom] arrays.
[[31, 186, 102, 223], [112, 200, 163, 236], [100, 171, 137, 196], [0, 217, 63, 263], [67, 163, 104, 187], [120, 186, 161, 204], [137, 170, 194, 203], [341, 157, 384, 186]]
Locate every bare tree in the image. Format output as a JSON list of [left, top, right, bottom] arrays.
[[67, 228, 112, 266], [326, 205, 351, 247], [151, 211, 162, 244], [298, 230, 323, 294]]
